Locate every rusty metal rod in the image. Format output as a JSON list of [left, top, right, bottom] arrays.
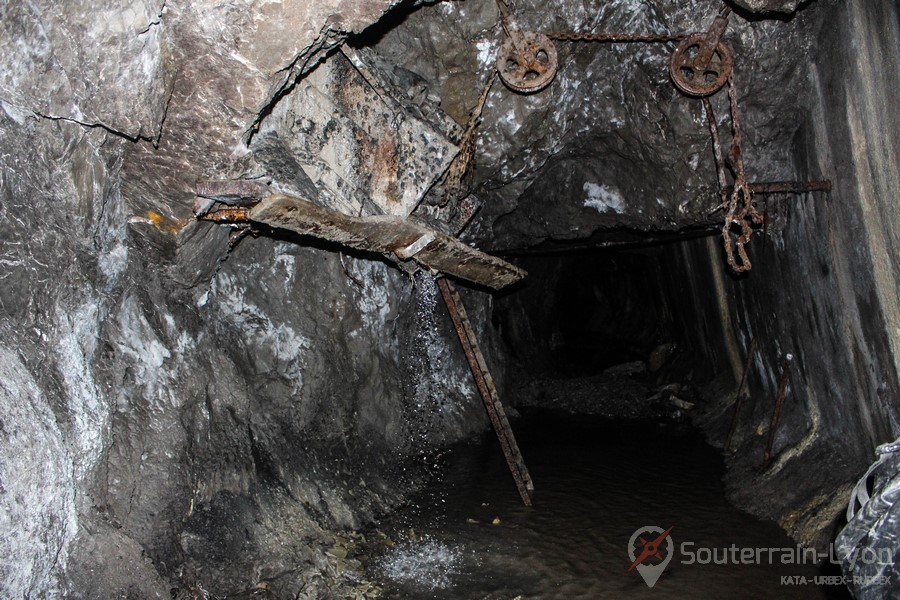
[[725, 338, 757, 454], [438, 278, 534, 506], [728, 180, 833, 195], [197, 207, 251, 223], [763, 356, 793, 466]]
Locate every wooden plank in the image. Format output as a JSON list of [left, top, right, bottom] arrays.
[[438, 278, 534, 505], [249, 194, 526, 290]]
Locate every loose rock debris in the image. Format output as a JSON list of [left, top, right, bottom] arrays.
[[515, 362, 698, 420]]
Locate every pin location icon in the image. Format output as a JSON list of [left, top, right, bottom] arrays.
[[627, 525, 675, 588]]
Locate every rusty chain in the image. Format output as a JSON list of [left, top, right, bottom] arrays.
[[496, 0, 691, 92], [441, 70, 498, 206], [546, 31, 682, 43], [483, 3, 808, 273], [705, 73, 764, 273], [548, 5, 767, 273], [702, 96, 728, 196]]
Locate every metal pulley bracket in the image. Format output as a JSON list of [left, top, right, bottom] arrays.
[[669, 8, 733, 97], [495, 0, 558, 94]]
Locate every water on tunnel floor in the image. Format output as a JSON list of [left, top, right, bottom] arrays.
[[365, 409, 851, 599]]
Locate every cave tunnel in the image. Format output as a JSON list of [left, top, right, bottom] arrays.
[[495, 239, 703, 380], [0, 0, 898, 598]]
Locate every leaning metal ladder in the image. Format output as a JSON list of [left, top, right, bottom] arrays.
[[438, 278, 534, 506]]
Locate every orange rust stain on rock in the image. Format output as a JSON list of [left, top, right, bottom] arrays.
[[371, 128, 401, 207], [128, 210, 190, 235]]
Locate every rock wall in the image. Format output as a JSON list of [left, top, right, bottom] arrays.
[[643, 0, 900, 553], [0, 1, 494, 597], [368, 0, 814, 250], [1, 0, 896, 595], [712, 0, 900, 549]]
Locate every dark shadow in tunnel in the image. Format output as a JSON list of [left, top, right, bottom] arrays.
[[494, 238, 681, 379], [491, 228, 743, 397], [348, 0, 441, 49]]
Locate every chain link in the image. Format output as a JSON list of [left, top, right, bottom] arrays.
[[548, 13, 762, 273], [706, 73, 763, 273], [483, 8, 764, 272], [441, 71, 498, 206], [545, 31, 682, 43]]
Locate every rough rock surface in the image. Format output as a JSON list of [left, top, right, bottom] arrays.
[[731, 0, 807, 15], [0, 97, 489, 595], [0, 0, 898, 597], [0, 0, 171, 139], [294, 0, 897, 570], [0, 1, 494, 597], [370, 0, 898, 560], [251, 50, 459, 218]]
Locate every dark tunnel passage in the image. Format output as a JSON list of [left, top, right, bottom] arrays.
[[493, 233, 736, 385], [370, 234, 854, 600], [496, 244, 676, 378]]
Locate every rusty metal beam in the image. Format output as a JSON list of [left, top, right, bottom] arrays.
[[437, 278, 534, 506], [196, 207, 251, 224]]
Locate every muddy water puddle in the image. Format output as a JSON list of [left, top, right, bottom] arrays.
[[367, 409, 849, 599]]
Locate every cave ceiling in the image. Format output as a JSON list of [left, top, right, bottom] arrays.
[[362, 0, 820, 251], [104, 0, 823, 272]]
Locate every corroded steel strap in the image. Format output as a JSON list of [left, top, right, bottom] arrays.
[[458, 309, 534, 493], [438, 278, 534, 505], [463, 321, 534, 492]]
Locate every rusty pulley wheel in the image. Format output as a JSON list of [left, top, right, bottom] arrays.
[[497, 31, 558, 94], [669, 32, 733, 97]]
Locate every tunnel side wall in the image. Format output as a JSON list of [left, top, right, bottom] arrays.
[[681, 0, 900, 549], [0, 2, 492, 597]]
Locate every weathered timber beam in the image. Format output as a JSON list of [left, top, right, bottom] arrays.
[[248, 194, 526, 290]]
